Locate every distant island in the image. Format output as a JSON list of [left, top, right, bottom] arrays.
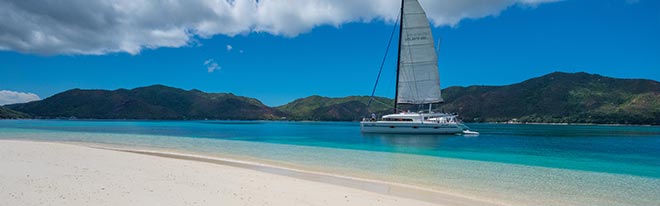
[[2, 72, 659, 125]]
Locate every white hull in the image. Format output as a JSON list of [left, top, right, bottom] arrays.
[[360, 112, 476, 135], [360, 121, 464, 134]]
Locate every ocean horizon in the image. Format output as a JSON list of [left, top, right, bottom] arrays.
[[1, 120, 658, 205]]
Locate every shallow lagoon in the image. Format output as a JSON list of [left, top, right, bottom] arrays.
[[1, 120, 659, 205]]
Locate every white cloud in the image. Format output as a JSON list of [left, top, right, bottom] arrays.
[[204, 59, 220, 73], [226, 44, 233, 52], [0, 90, 41, 105], [0, 0, 560, 55]]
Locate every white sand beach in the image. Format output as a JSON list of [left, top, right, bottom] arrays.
[[0, 140, 495, 206]]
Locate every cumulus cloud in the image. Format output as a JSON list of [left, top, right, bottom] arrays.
[[0, 90, 41, 105], [226, 44, 233, 52], [0, 0, 559, 55], [204, 59, 220, 73]]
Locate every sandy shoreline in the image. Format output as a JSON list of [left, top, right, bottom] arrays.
[[0, 140, 497, 206]]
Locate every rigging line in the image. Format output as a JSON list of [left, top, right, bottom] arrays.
[[367, 12, 401, 109]]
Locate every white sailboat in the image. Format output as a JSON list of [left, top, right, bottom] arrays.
[[360, 0, 478, 135]]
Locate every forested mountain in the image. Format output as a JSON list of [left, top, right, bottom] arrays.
[[5, 72, 660, 125]]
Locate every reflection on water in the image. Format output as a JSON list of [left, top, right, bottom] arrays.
[[201, 121, 267, 125], [362, 134, 456, 149]]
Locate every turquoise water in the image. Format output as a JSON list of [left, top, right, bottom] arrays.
[[1, 120, 659, 205]]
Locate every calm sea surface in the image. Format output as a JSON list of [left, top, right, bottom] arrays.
[[1, 120, 659, 205]]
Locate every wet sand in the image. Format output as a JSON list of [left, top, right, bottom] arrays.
[[0, 140, 497, 206]]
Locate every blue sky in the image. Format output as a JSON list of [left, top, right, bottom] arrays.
[[1, 0, 659, 106]]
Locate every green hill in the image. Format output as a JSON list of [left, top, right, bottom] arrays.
[[276, 96, 393, 121], [7, 85, 282, 120], [277, 72, 660, 124], [5, 72, 660, 124], [0, 106, 29, 119], [441, 72, 660, 124]]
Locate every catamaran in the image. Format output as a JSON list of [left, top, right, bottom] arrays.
[[360, 0, 478, 135]]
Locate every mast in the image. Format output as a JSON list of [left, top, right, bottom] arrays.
[[394, 0, 404, 113]]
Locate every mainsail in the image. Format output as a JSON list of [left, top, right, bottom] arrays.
[[396, 0, 443, 104]]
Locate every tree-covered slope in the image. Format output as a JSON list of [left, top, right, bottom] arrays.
[[7, 85, 282, 120], [441, 72, 660, 124], [0, 106, 29, 119], [278, 72, 660, 124], [5, 72, 659, 124], [276, 96, 394, 121]]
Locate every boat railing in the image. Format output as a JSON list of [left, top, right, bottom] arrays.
[[362, 117, 378, 122]]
